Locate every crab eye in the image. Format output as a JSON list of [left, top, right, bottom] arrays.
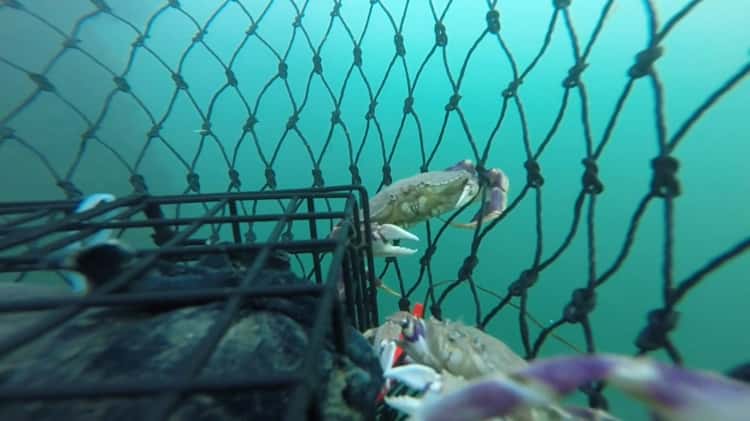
[[400, 318, 414, 337]]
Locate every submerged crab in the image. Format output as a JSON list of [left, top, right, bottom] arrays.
[[373, 313, 750, 420], [342, 159, 510, 258], [393, 312, 527, 379], [373, 312, 579, 420]]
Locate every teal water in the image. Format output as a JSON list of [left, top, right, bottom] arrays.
[[1, 1, 749, 419]]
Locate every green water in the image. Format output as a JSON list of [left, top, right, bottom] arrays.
[[1, 1, 749, 419]]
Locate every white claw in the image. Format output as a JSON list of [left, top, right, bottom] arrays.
[[384, 395, 423, 416], [455, 187, 473, 209], [48, 193, 117, 294], [70, 193, 116, 250], [372, 223, 419, 257], [374, 244, 418, 257], [378, 223, 419, 242], [379, 339, 398, 372], [384, 364, 442, 390]]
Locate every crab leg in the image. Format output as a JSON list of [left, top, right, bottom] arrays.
[[385, 354, 750, 421]]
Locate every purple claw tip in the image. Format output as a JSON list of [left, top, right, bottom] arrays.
[[642, 362, 750, 409], [422, 379, 528, 421], [516, 355, 617, 395]]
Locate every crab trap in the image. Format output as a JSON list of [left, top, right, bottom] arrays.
[[0, 187, 383, 421]]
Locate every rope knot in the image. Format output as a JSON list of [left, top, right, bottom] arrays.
[[331, 109, 341, 124], [366, 100, 377, 120], [353, 46, 362, 66], [650, 155, 680, 198], [244, 114, 257, 132], [29, 73, 55, 92], [399, 298, 411, 311], [562, 61, 588, 88], [312, 167, 325, 187], [277, 61, 288, 79], [508, 269, 538, 296], [581, 158, 604, 194], [445, 93, 461, 111], [524, 159, 544, 187], [148, 124, 161, 138], [502, 79, 522, 98], [228, 169, 241, 189], [420, 244, 437, 266], [225, 69, 237, 87], [186, 172, 200, 192], [628, 45, 663, 78], [349, 164, 361, 185], [330, 2, 341, 17], [635, 308, 679, 352], [312, 54, 323, 74], [264, 167, 277, 189], [563, 288, 596, 323], [486, 10, 500, 34], [130, 174, 148, 193], [434, 22, 447, 47], [458, 255, 479, 280], [381, 164, 392, 185], [286, 113, 298, 130], [171, 72, 187, 90], [113, 76, 130, 92], [394, 33, 406, 56], [403, 96, 414, 114]]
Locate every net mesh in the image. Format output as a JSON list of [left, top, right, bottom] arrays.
[[1, 0, 749, 416]]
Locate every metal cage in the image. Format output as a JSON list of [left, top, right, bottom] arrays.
[[0, 185, 380, 420]]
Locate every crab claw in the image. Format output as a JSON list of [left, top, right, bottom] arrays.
[[44, 193, 119, 293], [371, 223, 419, 257], [385, 361, 442, 391], [453, 168, 509, 229], [513, 354, 750, 421], [385, 354, 750, 421], [386, 371, 551, 421]]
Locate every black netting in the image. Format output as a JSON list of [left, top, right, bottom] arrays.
[[1, 0, 749, 419]]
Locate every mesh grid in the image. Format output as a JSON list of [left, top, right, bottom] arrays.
[[1, 0, 749, 418]]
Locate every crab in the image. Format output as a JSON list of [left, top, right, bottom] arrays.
[[373, 312, 750, 420], [373, 312, 579, 420], [343, 159, 510, 258]]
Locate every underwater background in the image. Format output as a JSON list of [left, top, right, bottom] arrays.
[[1, 1, 749, 419]]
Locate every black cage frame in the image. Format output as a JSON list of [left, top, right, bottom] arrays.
[[0, 185, 380, 420]]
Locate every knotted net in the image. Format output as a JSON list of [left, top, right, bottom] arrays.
[[1, 0, 749, 418]]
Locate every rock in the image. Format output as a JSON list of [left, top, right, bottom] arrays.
[[0, 253, 383, 420]]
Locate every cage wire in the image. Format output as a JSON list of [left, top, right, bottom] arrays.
[[0, 188, 379, 420], [0, 0, 749, 419]]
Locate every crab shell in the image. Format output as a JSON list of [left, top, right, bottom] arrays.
[[369, 164, 480, 228], [399, 315, 528, 380]]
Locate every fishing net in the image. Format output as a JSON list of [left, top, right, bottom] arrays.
[[1, 0, 749, 418]]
